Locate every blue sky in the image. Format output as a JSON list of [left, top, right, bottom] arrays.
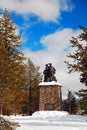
[[10, 0, 87, 51], [0, 0, 87, 97]]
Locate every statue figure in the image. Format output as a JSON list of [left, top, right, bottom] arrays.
[[43, 63, 57, 82], [43, 64, 49, 82]]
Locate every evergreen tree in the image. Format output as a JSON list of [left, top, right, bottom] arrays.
[[65, 26, 87, 114], [63, 91, 79, 114], [24, 58, 42, 115], [70, 96, 78, 114], [76, 89, 87, 114], [65, 26, 87, 86], [0, 9, 26, 115], [62, 99, 68, 112], [0, 116, 19, 130]]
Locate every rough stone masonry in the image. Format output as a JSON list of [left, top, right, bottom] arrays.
[[39, 63, 62, 111]]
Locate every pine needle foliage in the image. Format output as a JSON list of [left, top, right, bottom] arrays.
[[65, 26, 87, 86], [0, 9, 26, 115], [25, 58, 42, 115], [65, 26, 87, 114], [0, 116, 19, 130]]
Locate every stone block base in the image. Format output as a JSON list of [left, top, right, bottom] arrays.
[[39, 82, 62, 111]]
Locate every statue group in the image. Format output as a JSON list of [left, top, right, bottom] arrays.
[[43, 63, 57, 82]]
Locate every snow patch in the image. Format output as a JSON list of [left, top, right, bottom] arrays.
[[39, 81, 61, 86], [32, 111, 69, 117], [3, 112, 87, 130]]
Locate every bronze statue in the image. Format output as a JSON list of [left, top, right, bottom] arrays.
[[43, 63, 57, 82]]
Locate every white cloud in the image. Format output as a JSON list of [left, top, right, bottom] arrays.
[[60, 0, 74, 11], [41, 28, 74, 51], [0, 0, 74, 22], [23, 28, 85, 98]]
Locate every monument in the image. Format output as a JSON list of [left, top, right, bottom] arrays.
[[39, 63, 62, 111]]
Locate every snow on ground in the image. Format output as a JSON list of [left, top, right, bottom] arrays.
[[32, 110, 69, 117], [3, 111, 87, 130]]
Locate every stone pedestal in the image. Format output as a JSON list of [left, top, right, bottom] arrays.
[[39, 82, 62, 111]]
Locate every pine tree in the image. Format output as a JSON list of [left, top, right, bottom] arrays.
[[65, 26, 87, 86], [0, 116, 19, 130], [65, 26, 87, 114], [62, 99, 68, 112], [64, 90, 79, 114], [0, 9, 26, 115], [25, 58, 42, 115], [76, 89, 87, 114]]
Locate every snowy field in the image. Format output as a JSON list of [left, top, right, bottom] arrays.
[[3, 111, 87, 130]]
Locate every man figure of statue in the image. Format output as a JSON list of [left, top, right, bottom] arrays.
[[43, 63, 57, 82], [49, 63, 57, 81], [43, 64, 49, 82]]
